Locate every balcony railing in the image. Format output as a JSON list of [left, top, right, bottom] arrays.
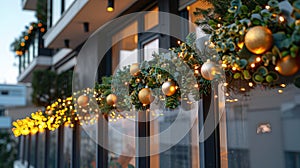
[[17, 35, 52, 83]]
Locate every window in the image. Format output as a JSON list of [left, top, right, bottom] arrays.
[[110, 20, 138, 168], [64, 0, 75, 11], [63, 127, 72, 168], [286, 152, 300, 168], [0, 109, 4, 116], [112, 21, 138, 72], [49, 131, 58, 168], [155, 108, 199, 168], [29, 43, 34, 63], [80, 125, 96, 168], [227, 149, 250, 168], [34, 35, 38, 57], [52, 0, 62, 26], [220, 85, 300, 168], [37, 132, 45, 168], [1, 90, 8, 95], [108, 115, 136, 168], [144, 7, 159, 31], [30, 135, 36, 166], [143, 38, 159, 61]]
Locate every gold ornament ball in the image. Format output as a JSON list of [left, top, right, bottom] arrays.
[[77, 95, 89, 107], [106, 94, 118, 106], [201, 61, 220, 80], [244, 26, 273, 54], [276, 55, 299, 76], [130, 63, 140, 76], [162, 81, 177, 96], [138, 88, 154, 105]]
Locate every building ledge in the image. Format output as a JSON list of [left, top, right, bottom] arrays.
[[18, 56, 52, 83], [0, 84, 26, 106], [22, 0, 37, 10], [52, 48, 72, 66], [43, 0, 137, 49]]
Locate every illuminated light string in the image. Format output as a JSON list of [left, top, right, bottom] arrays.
[[14, 0, 300, 136], [12, 85, 135, 136], [12, 40, 291, 137], [11, 22, 46, 57], [11, 52, 197, 137]]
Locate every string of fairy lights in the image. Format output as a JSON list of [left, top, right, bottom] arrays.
[[11, 22, 46, 57]]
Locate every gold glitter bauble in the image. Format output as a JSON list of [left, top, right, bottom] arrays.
[[77, 95, 89, 107], [244, 26, 273, 54], [162, 81, 177, 96], [106, 94, 118, 106], [138, 88, 154, 105], [276, 55, 299, 76], [130, 63, 140, 76]]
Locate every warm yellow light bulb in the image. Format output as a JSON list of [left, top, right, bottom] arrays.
[[279, 16, 285, 22], [256, 57, 261, 62], [107, 7, 114, 12]]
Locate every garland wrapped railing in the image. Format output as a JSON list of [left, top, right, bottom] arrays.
[[12, 0, 300, 137]]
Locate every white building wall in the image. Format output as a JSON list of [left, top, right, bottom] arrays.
[[0, 84, 26, 107]]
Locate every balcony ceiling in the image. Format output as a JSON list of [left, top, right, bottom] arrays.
[[22, 0, 37, 10], [44, 0, 137, 49]]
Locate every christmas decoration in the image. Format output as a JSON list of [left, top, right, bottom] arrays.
[[10, 22, 46, 56], [162, 80, 177, 96], [13, 0, 300, 139], [106, 93, 118, 106], [130, 63, 140, 76], [197, 0, 300, 91], [200, 60, 220, 80], [138, 88, 154, 105], [276, 55, 299, 76], [77, 95, 89, 107], [244, 26, 273, 55]]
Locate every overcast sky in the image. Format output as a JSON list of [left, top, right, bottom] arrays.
[[0, 0, 35, 84]]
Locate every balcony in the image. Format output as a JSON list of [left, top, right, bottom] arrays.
[[17, 37, 52, 83], [21, 0, 37, 10], [43, 0, 137, 49]]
